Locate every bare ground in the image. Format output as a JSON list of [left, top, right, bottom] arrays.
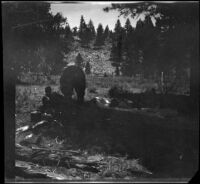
[[15, 83, 198, 181]]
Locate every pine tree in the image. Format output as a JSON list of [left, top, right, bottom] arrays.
[[64, 24, 72, 40], [2, 2, 68, 75], [88, 19, 96, 39], [85, 61, 91, 74], [134, 16, 159, 78], [95, 23, 104, 46], [110, 33, 123, 76], [105, 3, 199, 109], [79, 15, 87, 41], [82, 26, 91, 46], [75, 53, 84, 68], [72, 27, 78, 36], [110, 19, 124, 76], [121, 18, 136, 76], [104, 25, 110, 40], [109, 30, 114, 40], [123, 18, 133, 59], [114, 19, 123, 38], [124, 18, 132, 35]]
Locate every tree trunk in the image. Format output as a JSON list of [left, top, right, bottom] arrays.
[[190, 29, 199, 116], [189, 18, 199, 117], [4, 65, 16, 179]]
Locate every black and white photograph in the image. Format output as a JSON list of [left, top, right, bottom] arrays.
[[3, 1, 199, 183]]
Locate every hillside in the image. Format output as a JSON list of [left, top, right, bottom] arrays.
[[64, 37, 115, 75]]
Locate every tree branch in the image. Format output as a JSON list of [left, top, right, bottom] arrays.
[[12, 19, 52, 30]]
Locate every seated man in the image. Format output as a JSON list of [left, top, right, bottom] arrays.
[[40, 86, 64, 113]]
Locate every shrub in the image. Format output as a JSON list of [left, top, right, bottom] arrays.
[[108, 85, 132, 99], [85, 62, 91, 75], [88, 87, 97, 94]]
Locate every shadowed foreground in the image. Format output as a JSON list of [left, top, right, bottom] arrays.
[[15, 101, 199, 180]]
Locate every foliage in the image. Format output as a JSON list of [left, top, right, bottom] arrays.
[[72, 26, 78, 36], [78, 15, 87, 42], [88, 19, 96, 39], [75, 53, 84, 68], [2, 2, 71, 76], [85, 61, 91, 75], [121, 18, 135, 76], [103, 25, 110, 41], [79, 16, 96, 46], [108, 85, 131, 99], [110, 19, 124, 76], [64, 24, 73, 41], [124, 18, 132, 35], [95, 24, 105, 46], [104, 2, 199, 98]]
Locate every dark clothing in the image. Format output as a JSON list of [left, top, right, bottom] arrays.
[[50, 92, 65, 109], [60, 66, 86, 104], [41, 92, 65, 113], [42, 95, 51, 109]]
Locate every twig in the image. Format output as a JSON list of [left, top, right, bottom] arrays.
[[31, 146, 80, 154], [56, 159, 60, 167]]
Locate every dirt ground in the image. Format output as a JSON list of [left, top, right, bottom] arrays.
[[15, 83, 199, 181]]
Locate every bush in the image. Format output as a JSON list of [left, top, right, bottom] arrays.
[[85, 62, 91, 75], [108, 85, 132, 99], [88, 87, 97, 94]]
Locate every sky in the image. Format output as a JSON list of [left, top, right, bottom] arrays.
[[50, 2, 141, 31], [50, 1, 196, 30]]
